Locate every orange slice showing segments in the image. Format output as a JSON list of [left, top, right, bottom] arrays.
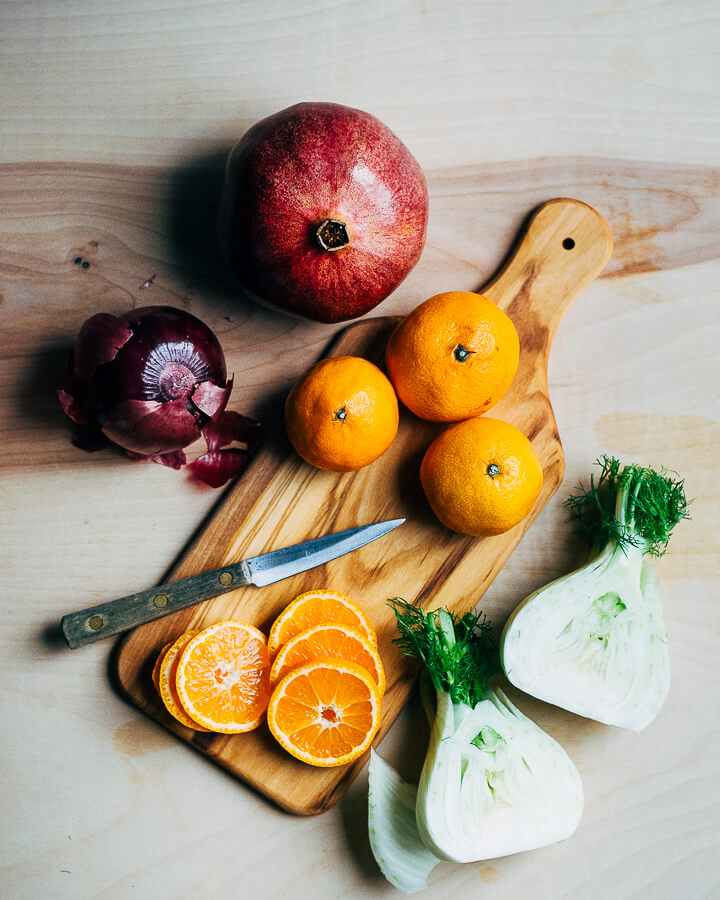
[[152, 640, 174, 696], [158, 632, 211, 732], [268, 589, 376, 658], [267, 658, 382, 767], [175, 620, 270, 734], [270, 624, 386, 695]]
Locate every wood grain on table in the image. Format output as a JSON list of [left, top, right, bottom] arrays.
[[1, 1, 719, 898]]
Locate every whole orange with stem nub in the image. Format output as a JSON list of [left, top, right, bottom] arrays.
[[386, 291, 520, 422], [420, 417, 543, 536], [285, 356, 399, 472]]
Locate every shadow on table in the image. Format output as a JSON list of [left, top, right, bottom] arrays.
[[167, 146, 232, 290], [41, 620, 68, 651], [167, 144, 326, 338]]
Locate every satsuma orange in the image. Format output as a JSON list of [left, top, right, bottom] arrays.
[[270, 624, 386, 694], [268, 589, 376, 658], [420, 416, 543, 536], [267, 658, 382, 767], [152, 640, 174, 696], [175, 621, 270, 734], [285, 356, 399, 471], [386, 291, 520, 422], [157, 632, 211, 731]]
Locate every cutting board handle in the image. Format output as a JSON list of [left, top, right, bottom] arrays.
[[482, 198, 613, 359]]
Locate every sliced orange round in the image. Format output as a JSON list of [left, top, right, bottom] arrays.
[[268, 589, 376, 658], [152, 640, 174, 696], [270, 624, 386, 695], [175, 620, 270, 734], [158, 632, 211, 732], [267, 658, 382, 767]]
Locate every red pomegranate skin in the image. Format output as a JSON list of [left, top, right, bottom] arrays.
[[218, 102, 429, 324]]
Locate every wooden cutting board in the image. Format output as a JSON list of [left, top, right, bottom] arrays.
[[115, 198, 613, 815]]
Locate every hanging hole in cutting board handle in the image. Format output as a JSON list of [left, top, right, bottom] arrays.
[[481, 198, 613, 357]]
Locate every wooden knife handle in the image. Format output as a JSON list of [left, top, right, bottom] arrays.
[[61, 561, 252, 649]]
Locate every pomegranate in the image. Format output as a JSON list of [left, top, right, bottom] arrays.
[[218, 102, 429, 324]]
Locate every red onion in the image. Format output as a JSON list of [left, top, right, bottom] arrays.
[[58, 306, 260, 487]]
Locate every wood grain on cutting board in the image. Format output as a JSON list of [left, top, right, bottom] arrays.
[[114, 199, 613, 814]]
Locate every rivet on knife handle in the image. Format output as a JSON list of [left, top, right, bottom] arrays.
[[60, 562, 252, 649]]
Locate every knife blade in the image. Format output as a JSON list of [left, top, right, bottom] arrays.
[[60, 518, 404, 649]]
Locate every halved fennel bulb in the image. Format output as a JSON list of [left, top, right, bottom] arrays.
[[368, 751, 440, 893], [416, 688, 583, 863], [501, 544, 670, 731]]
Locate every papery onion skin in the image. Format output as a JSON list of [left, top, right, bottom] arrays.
[[188, 412, 262, 488], [58, 306, 260, 487]]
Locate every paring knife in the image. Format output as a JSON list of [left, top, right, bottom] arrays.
[[61, 518, 405, 649]]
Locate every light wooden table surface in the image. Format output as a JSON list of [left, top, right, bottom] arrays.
[[1, 2, 718, 898]]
